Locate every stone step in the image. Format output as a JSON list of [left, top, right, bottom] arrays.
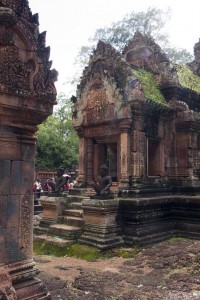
[[70, 202, 83, 209], [67, 195, 89, 202], [64, 209, 83, 217], [62, 216, 85, 227], [34, 234, 73, 247], [49, 224, 82, 239], [34, 227, 48, 236], [69, 188, 92, 196], [34, 204, 43, 215]]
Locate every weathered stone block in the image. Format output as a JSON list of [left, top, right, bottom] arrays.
[[80, 199, 123, 249]]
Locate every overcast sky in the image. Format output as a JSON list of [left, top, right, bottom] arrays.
[[28, 0, 200, 96]]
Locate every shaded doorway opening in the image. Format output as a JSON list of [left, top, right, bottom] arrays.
[[94, 142, 118, 182], [147, 139, 161, 176], [106, 143, 118, 181]]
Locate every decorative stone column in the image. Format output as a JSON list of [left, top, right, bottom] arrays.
[[119, 119, 132, 189], [86, 138, 94, 185], [0, 2, 57, 299], [75, 128, 87, 187]]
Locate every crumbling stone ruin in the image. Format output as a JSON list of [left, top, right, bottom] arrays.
[[72, 32, 200, 246], [0, 0, 57, 299]]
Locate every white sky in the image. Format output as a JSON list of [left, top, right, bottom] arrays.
[[28, 0, 200, 96]]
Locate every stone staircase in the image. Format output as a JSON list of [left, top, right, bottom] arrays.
[[34, 190, 91, 247], [34, 195, 43, 215]]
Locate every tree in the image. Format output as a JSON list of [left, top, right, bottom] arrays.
[[35, 93, 78, 170], [75, 6, 193, 75], [91, 7, 171, 51]]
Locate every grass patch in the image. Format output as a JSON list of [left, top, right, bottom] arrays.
[[166, 237, 187, 244], [33, 240, 140, 260]]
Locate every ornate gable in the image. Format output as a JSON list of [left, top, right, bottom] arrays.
[[0, 0, 57, 103], [74, 41, 132, 127], [123, 31, 179, 88]]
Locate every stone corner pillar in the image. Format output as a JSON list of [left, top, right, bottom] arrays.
[[119, 118, 132, 190], [0, 2, 57, 299], [74, 127, 87, 188]]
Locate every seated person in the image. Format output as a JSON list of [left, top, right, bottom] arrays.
[[90, 164, 112, 199]]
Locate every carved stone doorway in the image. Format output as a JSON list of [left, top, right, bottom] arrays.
[[147, 139, 161, 176], [94, 142, 118, 182]]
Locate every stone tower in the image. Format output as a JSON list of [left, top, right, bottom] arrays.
[[0, 0, 57, 298]]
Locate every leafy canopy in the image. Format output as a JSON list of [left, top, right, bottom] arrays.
[[36, 93, 78, 170]]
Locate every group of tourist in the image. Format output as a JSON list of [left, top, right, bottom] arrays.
[[33, 169, 78, 199]]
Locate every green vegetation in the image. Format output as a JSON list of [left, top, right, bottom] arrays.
[[132, 68, 168, 107], [167, 237, 187, 244], [36, 93, 78, 170], [33, 241, 140, 260], [176, 65, 200, 94]]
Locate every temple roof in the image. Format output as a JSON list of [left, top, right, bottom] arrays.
[[74, 32, 200, 127]]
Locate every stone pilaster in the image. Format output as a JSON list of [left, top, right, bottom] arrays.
[[119, 119, 132, 189], [75, 128, 87, 187], [86, 138, 94, 185]]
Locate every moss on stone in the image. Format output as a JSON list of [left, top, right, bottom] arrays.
[[33, 240, 140, 260], [132, 68, 168, 107], [176, 65, 200, 94]]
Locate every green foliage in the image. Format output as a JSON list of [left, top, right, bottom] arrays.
[[132, 68, 168, 107], [165, 48, 193, 65], [36, 93, 78, 170], [91, 7, 171, 52], [33, 241, 140, 260], [176, 65, 200, 93]]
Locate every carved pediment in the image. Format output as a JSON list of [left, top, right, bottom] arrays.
[[77, 41, 131, 97], [123, 31, 169, 69], [0, 1, 57, 103]]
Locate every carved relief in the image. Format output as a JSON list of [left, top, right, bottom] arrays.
[[0, 44, 30, 95], [0, 3, 57, 103], [84, 124, 119, 138], [20, 192, 32, 259], [130, 130, 145, 177], [85, 88, 114, 124]]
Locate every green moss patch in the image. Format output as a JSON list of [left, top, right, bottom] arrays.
[[176, 65, 200, 94], [167, 237, 187, 244], [33, 240, 140, 260], [132, 68, 168, 107]]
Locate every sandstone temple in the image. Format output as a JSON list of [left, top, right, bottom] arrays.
[[0, 0, 57, 299], [70, 32, 200, 246], [1, 0, 200, 299], [72, 32, 200, 195]]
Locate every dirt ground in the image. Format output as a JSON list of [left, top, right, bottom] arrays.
[[35, 238, 200, 300]]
